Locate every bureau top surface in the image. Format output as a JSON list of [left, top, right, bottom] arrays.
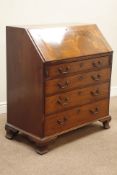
[[9, 24, 112, 62]]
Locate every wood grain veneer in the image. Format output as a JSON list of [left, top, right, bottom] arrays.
[[5, 24, 113, 154]]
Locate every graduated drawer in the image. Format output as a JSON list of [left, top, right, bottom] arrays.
[[45, 56, 110, 79], [45, 68, 111, 95], [45, 82, 109, 115], [44, 99, 109, 136]]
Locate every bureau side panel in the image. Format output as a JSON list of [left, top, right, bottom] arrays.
[[6, 27, 44, 138]]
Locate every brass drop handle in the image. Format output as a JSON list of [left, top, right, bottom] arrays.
[[57, 81, 70, 89], [90, 89, 100, 96], [92, 60, 102, 68], [89, 107, 99, 115], [57, 96, 69, 106], [58, 66, 70, 74], [91, 74, 101, 81], [57, 117, 67, 125]]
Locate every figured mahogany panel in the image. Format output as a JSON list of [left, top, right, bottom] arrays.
[[45, 68, 111, 95], [28, 25, 112, 62], [45, 82, 109, 115], [44, 99, 109, 136]]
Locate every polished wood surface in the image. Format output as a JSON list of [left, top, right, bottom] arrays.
[[6, 27, 44, 137], [28, 25, 112, 61], [6, 24, 113, 154], [45, 68, 111, 95], [45, 99, 109, 136], [45, 56, 110, 79], [45, 82, 109, 115]]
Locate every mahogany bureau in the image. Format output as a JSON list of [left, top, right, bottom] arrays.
[[5, 24, 113, 154]]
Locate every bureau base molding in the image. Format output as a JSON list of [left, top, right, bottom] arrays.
[[5, 115, 111, 154], [5, 123, 56, 142]]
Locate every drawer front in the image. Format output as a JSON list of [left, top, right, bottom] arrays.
[[46, 56, 110, 79], [45, 68, 111, 95], [44, 99, 109, 136], [45, 82, 109, 115]]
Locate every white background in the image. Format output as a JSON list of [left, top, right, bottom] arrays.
[[0, 0, 117, 112]]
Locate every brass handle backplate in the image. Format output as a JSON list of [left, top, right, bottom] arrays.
[[90, 89, 100, 96], [58, 66, 70, 74], [91, 74, 101, 81], [92, 61, 102, 68], [57, 96, 69, 106], [57, 81, 70, 89], [57, 117, 67, 125], [89, 107, 99, 115]]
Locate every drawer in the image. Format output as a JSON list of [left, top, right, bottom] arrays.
[[44, 99, 109, 136], [45, 56, 110, 79], [45, 68, 111, 95], [45, 82, 109, 115]]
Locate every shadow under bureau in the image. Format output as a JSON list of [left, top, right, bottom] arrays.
[[5, 24, 113, 154]]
